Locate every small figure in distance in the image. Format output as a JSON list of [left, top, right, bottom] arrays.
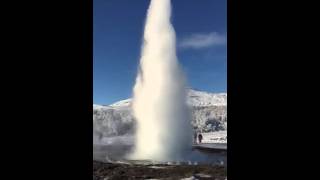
[[198, 133, 203, 144]]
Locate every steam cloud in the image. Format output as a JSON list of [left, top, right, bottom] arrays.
[[129, 0, 192, 161]]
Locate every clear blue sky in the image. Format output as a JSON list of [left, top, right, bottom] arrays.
[[94, 0, 227, 105]]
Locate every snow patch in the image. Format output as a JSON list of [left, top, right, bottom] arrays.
[[181, 176, 198, 180], [201, 131, 227, 144]]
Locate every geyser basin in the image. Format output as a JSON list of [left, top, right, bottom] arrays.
[[93, 136, 227, 165], [130, 0, 192, 161], [93, 160, 227, 180], [93, 142, 227, 166]]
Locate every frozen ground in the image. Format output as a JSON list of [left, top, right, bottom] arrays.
[[93, 122, 227, 180], [201, 131, 227, 144], [93, 89, 227, 139], [93, 89, 227, 179], [93, 131, 227, 166], [94, 131, 227, 148]]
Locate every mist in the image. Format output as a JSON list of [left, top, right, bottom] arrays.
[[129, 0, 192, 161]]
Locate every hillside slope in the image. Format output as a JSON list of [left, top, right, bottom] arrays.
[[93, 89, 227, 141]]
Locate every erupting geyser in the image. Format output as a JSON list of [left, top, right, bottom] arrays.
[[130, 0, 192, 161]]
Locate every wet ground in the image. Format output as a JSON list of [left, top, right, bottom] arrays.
[[93, 143, 227, 179], [93, 143, 227, 165], [93, 160, 227, 180]]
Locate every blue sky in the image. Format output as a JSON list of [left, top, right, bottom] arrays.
[[94, 0, 227, 105]]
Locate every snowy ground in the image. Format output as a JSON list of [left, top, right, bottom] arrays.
[[93, 131, 227, 165], [201, 131, 227, 144], [95, 131, 227, 146], [99, 134, 134, 146], [93, 131, 227, 179], [93, 89, 227, 140]]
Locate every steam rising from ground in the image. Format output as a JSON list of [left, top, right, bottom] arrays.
[[129, 0, 192, 161]]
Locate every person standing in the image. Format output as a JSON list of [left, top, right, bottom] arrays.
[[198, 133, 203, 144]]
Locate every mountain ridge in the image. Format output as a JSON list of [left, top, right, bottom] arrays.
[[94, 89, 227, 108], [93, 89, 227, 139]]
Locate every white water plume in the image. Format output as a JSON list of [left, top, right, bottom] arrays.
[[129, 0, 192, 161]]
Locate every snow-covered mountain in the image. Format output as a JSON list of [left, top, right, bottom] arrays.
[[93, 89, 227, 141], [108, 89, 227, 108], [187, 89, 226, 107]]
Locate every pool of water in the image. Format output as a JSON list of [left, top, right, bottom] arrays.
[[93, 144, 227, 166]]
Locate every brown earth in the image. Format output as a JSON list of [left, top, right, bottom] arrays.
[[93, 160, 227, 180]]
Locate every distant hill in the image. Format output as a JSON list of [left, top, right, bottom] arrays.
[[93, 89, 227, 141]]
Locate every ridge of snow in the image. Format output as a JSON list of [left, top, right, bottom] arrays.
[[93, 104, 111, 109], [109, 99, 132, 107], [187, 89, 227, 107], [107, 89, 227, 108], [93, 89, 227, 138]]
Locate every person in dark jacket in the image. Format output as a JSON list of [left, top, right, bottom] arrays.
[[194, 132, 197, 144], [198, 133, 203, 143]]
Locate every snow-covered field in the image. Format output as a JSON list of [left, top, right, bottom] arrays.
[[93, 89, 227, 142], [94, 131, 227, 146], [201, 131, 227, 144], [99, 135, 134, 146]]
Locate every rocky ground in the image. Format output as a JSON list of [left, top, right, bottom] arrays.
[[93, 160, 227, 180]]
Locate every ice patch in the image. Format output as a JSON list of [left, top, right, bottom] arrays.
[[195, 173, 211, 178], [181, 176, 198, 180], [148, 166, 167, 169]]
